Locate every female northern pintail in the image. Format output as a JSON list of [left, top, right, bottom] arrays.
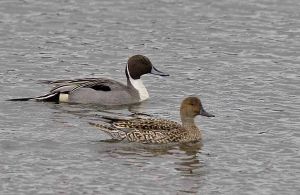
[[9, 55, 169, 105], [90, 97, 215, 144]]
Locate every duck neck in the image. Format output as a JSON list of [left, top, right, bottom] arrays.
[[126, 64, 149, 101], [181, 115, 201, 140], [180, 115, 197, 128]]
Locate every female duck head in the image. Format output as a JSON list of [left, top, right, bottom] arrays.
[[180, 97, 215, 122], [125, 55, 169, 80]]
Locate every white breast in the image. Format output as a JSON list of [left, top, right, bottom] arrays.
[[126, 63, 149, 101]]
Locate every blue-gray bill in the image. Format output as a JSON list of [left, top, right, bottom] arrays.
[[150, 66, 169, 76], [200, 108, 215, 117]]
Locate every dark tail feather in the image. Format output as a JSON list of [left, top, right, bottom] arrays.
[[37, 80, 56, 84], [7, 92, 60, 102], [101, 115, 132, 123], [34, 93, 59, 102], [7, 97, 33, 101]]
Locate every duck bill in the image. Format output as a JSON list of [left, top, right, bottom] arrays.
[[200, 108, 215, 117], [150, 66, 169, 76]]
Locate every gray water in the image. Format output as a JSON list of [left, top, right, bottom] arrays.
[[1, 0, 300, 194]]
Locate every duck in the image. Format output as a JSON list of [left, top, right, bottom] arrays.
[[8, 55, 169, 105], [90, 96, 215, 144]]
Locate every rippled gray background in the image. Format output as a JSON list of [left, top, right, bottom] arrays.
[[1, 0, 300, 194]]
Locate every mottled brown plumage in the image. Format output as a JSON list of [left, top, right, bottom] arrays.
[[91, 97, 214, 144]]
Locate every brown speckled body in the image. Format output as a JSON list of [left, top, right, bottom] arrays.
[[91, 97, 214, 144], [93, 118, 201, 144]]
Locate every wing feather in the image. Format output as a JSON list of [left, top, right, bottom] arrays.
[[113, 118, 182, 131], [48, 78, 127, 93]]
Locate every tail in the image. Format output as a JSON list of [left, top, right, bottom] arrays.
[[7, 92, 60, 102], [89, 122, 127, 141], [6, 97, 34, 101], [100, 115, 132, 123]]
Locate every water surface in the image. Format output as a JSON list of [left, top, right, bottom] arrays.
[[1, 0, 299, 194]]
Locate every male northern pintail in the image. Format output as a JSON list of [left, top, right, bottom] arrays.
[[90, 97, 215, 144], [9, 55, 169, 105]]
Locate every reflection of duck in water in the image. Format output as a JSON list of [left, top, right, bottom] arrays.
[[90, 97, 214, 144]]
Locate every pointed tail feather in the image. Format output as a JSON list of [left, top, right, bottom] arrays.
[[89, 122, 127, 140], [101, 115, 132, 123], [37, 80, 54, 84], [6, 97, 33, 101], [7, 92, 59, 102]]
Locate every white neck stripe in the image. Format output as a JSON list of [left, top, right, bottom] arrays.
[[127, 64, 149, 101]]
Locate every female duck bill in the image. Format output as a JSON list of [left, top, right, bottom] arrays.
[[200, 108, 215, 117]]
